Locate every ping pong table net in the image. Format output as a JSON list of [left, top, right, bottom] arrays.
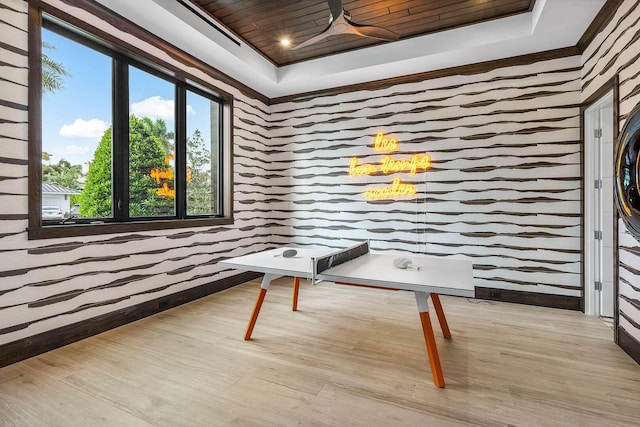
[[311, 240, 370, 283]]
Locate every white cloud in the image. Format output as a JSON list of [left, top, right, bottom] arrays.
[[59, 118, 109, 139], [47, 144, 93, 165], [131, 96, 174, 120], [131, 96, 196, 119], [59, 145, 91, 156]]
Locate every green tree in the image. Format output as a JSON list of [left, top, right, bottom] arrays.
[[80, 116, 174, 218], [42, 158, 82, 190], [129, 116, 174, 217], [42, 41, 70, 94], [149, 118, 174, 153], [80, 127, 112, 217]]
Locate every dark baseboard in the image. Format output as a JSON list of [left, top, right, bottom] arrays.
[[618, 326, 640, 365], [0, 271, 261, 369], [474, 287, 581, 311]]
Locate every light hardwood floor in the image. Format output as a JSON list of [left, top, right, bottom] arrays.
[[1, 278, 639, 426]]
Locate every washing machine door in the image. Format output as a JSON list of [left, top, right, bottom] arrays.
[[615, 105, 640, 242]]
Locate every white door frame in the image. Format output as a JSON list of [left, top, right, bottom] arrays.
[[583, 90, 614, 316]]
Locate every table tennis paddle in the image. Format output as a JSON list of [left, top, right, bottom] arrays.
[[274, 249, 298, 258]]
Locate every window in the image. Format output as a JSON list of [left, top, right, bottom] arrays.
[[127, 65, 177, 219], [41, 25, 113, 221], [186, 88, 221, 216], [29, 12, 233, 239]]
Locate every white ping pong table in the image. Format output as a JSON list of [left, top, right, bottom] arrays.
[[220, 241, 474, 388]]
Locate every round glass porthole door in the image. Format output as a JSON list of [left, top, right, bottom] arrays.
[[615, 105, 640, 242]]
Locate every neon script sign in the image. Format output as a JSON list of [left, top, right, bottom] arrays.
[[349, 132, 431, 200], [150, 154, 192, 199], [150, 154, 175, 198]]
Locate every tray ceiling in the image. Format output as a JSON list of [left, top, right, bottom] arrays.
[[191, 0, 537, 66]]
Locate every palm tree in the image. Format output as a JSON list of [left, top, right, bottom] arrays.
[[42, 41, 70, 94], [42, 151, 52, 165]]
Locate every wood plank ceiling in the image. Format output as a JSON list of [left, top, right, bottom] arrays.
[[191, 0, 536, 66]]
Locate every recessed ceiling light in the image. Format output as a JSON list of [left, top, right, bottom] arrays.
[[280, 38, 291, 47]]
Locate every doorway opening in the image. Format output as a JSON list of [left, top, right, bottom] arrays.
[[583, 90, 615, 319]]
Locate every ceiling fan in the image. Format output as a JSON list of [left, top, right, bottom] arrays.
[[292, 0, 400, 50]]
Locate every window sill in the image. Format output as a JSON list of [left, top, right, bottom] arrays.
[[28, 216, 234, 240]]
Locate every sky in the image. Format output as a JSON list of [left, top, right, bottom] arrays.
[[42, 28, 211, 167]]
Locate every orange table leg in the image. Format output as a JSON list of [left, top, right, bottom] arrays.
[[419, 311, 445, 388], [415, 291, 445, 387], [430, 293, 451, 339], [244, 288, 267, 340], [292, 277, 300, 311]]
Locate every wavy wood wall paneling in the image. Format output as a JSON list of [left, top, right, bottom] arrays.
[[582, 0, 640, 350], [0, 0, 29, 227], [267, 55, 583, 297], [0, 0, 272, 346]]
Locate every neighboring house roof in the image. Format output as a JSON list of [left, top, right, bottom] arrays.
[[42, 182, 80, 195]]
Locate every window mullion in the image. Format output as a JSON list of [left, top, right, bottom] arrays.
[[175, 82, 187, 219], [112, 55, 129, 221]]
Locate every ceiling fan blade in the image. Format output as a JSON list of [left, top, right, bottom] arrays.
[[327, 0, 344, 22], [291, 1, 398, 50], [351, 23, 399, 41], [291, 30, 331, 50]]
